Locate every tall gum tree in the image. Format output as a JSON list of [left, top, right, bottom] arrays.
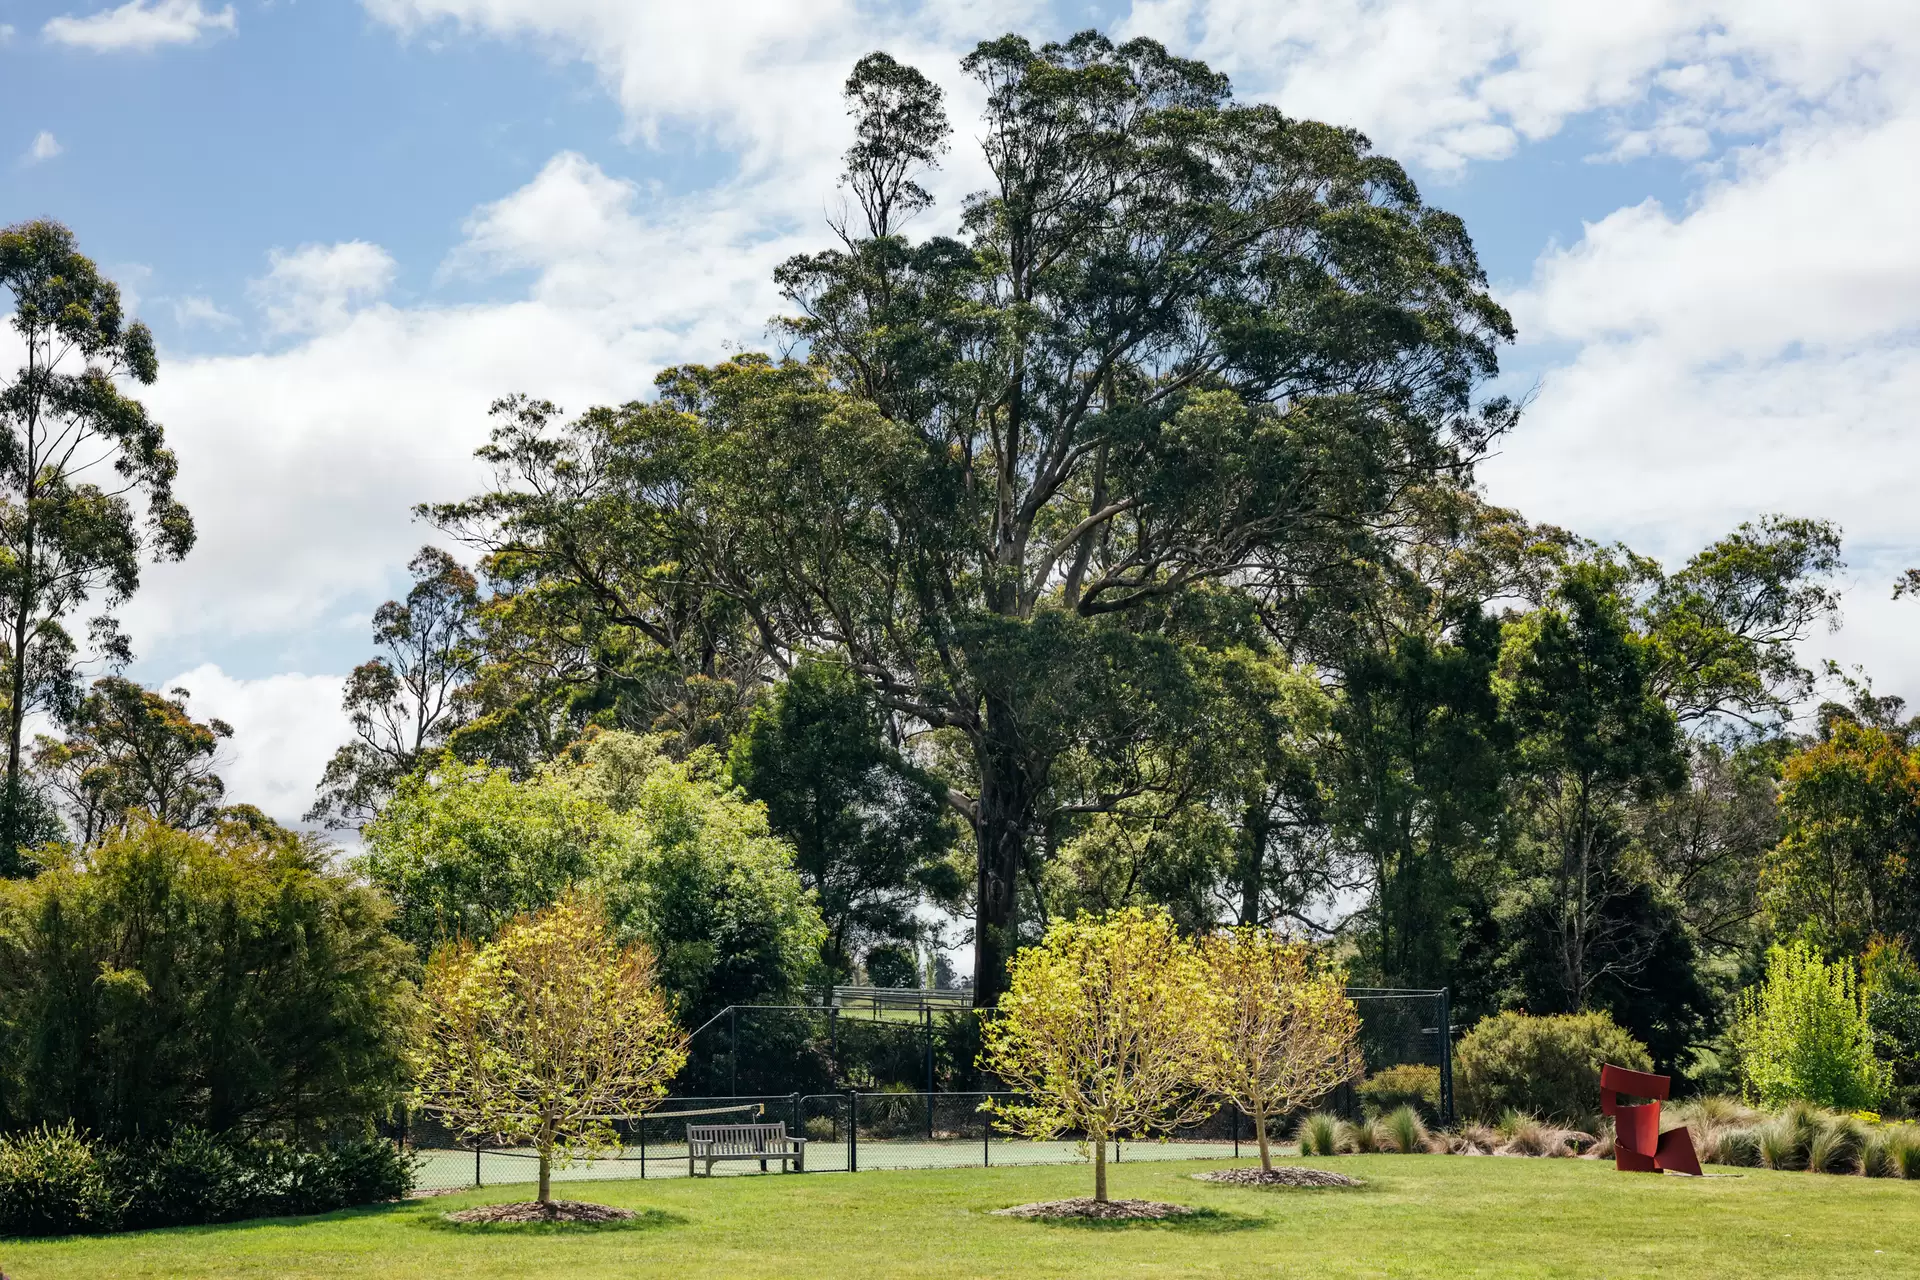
[[0, 221, 193, 866], [430, 33, 1515, 1000]]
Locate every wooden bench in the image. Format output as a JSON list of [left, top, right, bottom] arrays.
[[686, 1123, 807, 1176]]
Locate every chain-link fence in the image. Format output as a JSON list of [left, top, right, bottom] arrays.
[[407, 986, 1452, 1193], [410, 1092, 1276, 1192]]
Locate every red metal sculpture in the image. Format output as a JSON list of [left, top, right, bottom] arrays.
[[1599, 1063, 1701, 1176]]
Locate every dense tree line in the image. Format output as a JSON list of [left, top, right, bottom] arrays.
[[4, 29, 1917, 1100]]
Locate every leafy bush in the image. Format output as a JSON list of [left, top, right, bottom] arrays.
[[1732, 941, 1886, 1110], [1358, 1064, 1442, 1122], [0, 1123, 120, 1237], [110, 1128, 249, 1230], [0, 822, 414, 1141], [1296, 1112, 1340, 1156], [1455, 1011, 1652, 1124], [265, 1137, 416, 1217], [0, 1128, 412, 1237]]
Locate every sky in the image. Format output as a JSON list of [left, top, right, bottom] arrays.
[[1, 0, 1918, 829]]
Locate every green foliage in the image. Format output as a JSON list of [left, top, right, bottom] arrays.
[[427, 29, 1519, 998], [1865, 939, 1920, 1114], [0, 1122, 119, 1236], [31, 676, 233, 845], [1765, 720, 1920, 956], [729, 660, 960, 978], [413, 894, 685, 1205], [0, 820, 413, 1140], [0, 220, 195, 862], [310, 547, 481, 829], [364, 732, 825, 1022], [361, 759, 622, 952], [1732, 941, 1886, 1110], [1454, 1010, 1652, 1124], [1358, 1064, 1443, 1121], [0, 1125, 415, 1236], [575, 731, 827, 1021]]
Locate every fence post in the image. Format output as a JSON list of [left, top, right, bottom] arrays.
[[848, 1092, 859, 1173], [1438, 988, 1455, 1127], [1232, 1105, 1240, 1159], [474, 1144, 481, 1188], [640, 1115, 647, 1179], [983, 1094, 990, 1168], [730, 1005, 739, 1097], [925, 1009, 935, 1138], [792, 1092, 802, 1168]]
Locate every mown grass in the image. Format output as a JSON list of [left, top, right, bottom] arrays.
[[3, 1154, 1917, 1279]]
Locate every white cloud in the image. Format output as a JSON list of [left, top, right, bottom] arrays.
[[163, 664, 347, 825], [1119, 0, 1918, 169], [1480, 103, 1920, 706], [0, 24, 16, 44], [364, 0, 1033, 180], [24, 131, 62, 163], [251, 241, 398, 336], [125, 159, 783, 661], [171, 294, 236, 328], [43, 0, 235, 52]]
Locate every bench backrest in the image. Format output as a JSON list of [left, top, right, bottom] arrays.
[[687, 1123, 792, 1153]]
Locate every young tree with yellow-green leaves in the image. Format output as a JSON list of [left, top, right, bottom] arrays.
[[1199, 929, 1361, 1171], [980, 908, 1222, 1203], [412, 894, 687, 1206]]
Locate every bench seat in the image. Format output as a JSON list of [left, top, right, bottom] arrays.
[[686, 1122, 807, 1175]]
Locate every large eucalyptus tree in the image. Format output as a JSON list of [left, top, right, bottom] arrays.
[[432, 33, 1515, 999]]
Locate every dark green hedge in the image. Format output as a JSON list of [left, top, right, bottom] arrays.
[[0, 1124, 415, 1238]]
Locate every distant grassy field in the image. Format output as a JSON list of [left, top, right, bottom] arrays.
[[4, 1154, 1915, 1280]]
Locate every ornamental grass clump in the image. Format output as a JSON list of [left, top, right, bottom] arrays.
[[981, 908, 1224, 1205], [412, 893, 687, 1209], [1379, 1105, 1430, 1154], [1296, 1112, 1341, 1157], [1197, 929, 1360, 1173]]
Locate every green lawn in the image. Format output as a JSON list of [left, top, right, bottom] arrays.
[[3, 1155, 1915, 1279]]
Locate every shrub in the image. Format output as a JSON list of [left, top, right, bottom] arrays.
[[1296, 1112, 1340, 1157], [110, 1128, 249, 1229], [1357, 1064, 1442, 1122], [1379, 1105, 1430, 1154], [1732, 941, 1887, 1111], [1455, 1011, 1652, 1124], [2, 1128, 412, 1237], [268, 1137, 415, 1217], [0, 1124, 120, 1237], [0, 821, 414, 1141]]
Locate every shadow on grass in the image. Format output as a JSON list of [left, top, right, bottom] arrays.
[[421, 1206, 685, 1236], [1003, 1207, 1267, 1234]]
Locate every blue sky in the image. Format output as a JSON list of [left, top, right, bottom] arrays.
[[3, 0, 1918, 823]]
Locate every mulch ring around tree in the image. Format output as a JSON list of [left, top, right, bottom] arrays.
[[1194, 1166, 1364, 1188], [990, 1198, 1198, 1220], [445, 1199, 637, 1224]]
